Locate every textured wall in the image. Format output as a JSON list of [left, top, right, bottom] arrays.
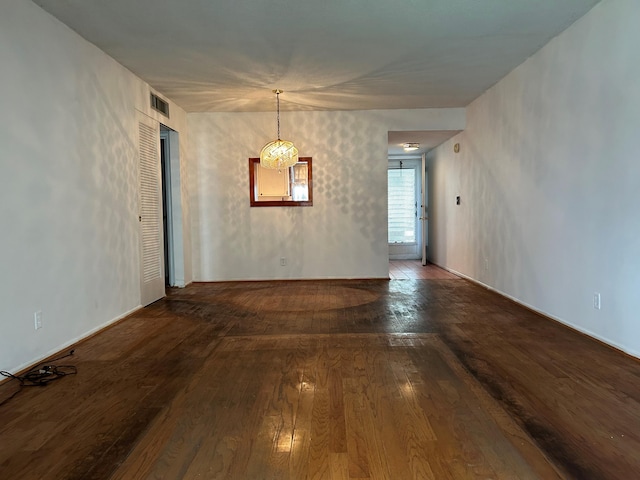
[[0, 0, 190, 373], [189, 109, 464, 281], [428, 0, 640, 356]]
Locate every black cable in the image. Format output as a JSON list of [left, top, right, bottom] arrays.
[[38, 349, 75, 365], [0, 350, 77, 407]]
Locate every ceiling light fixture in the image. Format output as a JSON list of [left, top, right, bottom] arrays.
[[403, 143, 420, 151], [260, 89, 298, 169]]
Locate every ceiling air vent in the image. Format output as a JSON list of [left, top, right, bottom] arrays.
[[150, 93, 169, 118]]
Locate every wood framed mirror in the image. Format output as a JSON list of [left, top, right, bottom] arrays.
[[249, 157, 313, 207]]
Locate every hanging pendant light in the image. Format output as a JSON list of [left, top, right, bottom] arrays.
[[260, 89, 298, 169]]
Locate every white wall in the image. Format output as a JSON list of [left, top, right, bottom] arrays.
[[0, 0, 191, 373], [189, 109, 464, 281], [428, 0, 640, 356]]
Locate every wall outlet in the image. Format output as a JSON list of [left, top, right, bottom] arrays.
[[34, 310, 42, 330], [280, 257, 287, 266], [593, 292, 601, 310]]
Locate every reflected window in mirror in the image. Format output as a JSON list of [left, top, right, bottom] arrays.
[[249, 157, 313, 207]]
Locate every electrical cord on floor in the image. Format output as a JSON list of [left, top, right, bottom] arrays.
[[0, 350, 77, 407]]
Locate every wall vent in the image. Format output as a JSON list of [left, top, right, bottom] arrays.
[[150, 93, 170, 117]]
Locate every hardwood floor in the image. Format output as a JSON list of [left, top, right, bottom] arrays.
[[2, 270, 640, 479], [389, 260, 459, 280]]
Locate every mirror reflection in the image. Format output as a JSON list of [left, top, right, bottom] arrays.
[[249, 157, 313, 207]]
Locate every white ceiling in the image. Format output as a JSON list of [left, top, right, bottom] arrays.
[[388, 131, 462, 156], [32, 0, 599, 114]]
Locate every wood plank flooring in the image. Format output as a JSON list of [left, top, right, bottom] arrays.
[[2, 265, 640, 479], [388, 260, 459, 280]]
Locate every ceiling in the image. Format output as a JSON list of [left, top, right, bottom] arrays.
[[388, 131, 462, 156], [31, 0, 599, 152]]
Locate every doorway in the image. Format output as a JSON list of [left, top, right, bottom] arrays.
[[160, 129, 171, 287], [388, 158, 422, 260], [159, 124, 186, 288]]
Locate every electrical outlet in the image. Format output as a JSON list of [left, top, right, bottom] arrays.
[[34, 310, 42, 330], [593, 292, 601, 310], [280, 257, 287, 266]]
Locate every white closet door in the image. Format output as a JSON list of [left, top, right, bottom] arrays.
[[137, 111, 165, 306]]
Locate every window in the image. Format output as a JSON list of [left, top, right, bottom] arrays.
[[388, 168, 416, 244]]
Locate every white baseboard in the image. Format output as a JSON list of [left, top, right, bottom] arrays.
[[438, 264, 640, 360], [7, 305, 142, 375]]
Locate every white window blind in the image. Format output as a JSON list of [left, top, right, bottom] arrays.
[[388, 168, 416, 244]]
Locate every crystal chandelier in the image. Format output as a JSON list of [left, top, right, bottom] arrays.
[[260, 89, 298, 169]]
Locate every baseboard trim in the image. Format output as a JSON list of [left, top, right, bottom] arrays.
[[4, 305, 142, 378], [438, 264, 640, 361]]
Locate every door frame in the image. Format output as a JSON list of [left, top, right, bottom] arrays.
[[160, 128, 174, 287], [159, 124, 186, 288], [421, 152, 428, 265], [388, 157, 423, 260]]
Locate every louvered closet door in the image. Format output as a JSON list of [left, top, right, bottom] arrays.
[[137, 111, 165, 306]]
